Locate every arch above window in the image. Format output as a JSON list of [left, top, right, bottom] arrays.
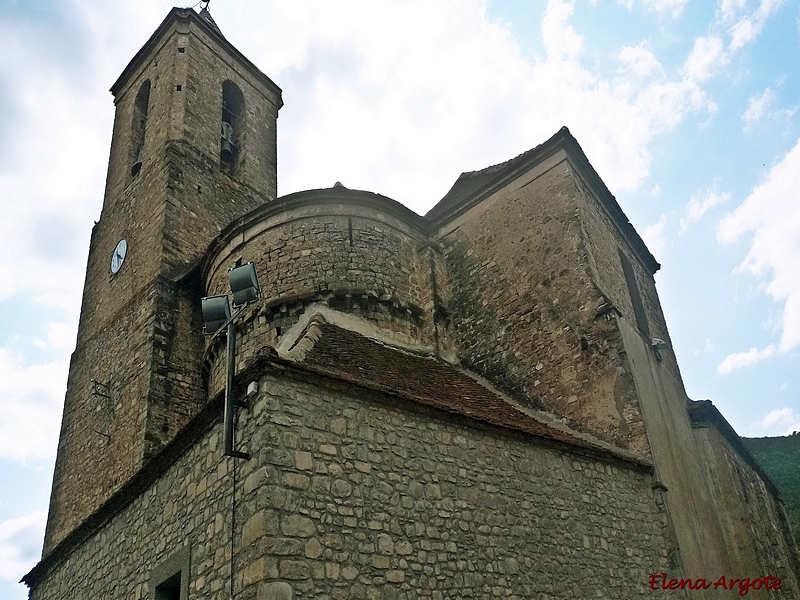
[[220, 80, 244, 174]]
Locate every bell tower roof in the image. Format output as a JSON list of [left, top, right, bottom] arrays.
[[110, 7, 281, 106], [198, 5, 224, 38]]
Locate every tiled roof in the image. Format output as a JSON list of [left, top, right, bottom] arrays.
[[431, 143, 547, 217], [281, 316, 650, 466], [423, 126, 660, 274]]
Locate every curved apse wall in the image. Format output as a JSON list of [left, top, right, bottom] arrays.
[[202, 186, 436, 396]]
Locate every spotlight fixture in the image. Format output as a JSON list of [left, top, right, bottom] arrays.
[[228, 262, 261, 307], [201, 295, 231, 335], [200, 261, 262, 459]]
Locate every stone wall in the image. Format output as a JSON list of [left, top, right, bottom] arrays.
[[693, 424, 800, 591], [434, 154, 649, 455], [202, 192, 435, 397], [573, 172, 680, 381], [45, 10, 282, 550], [30, 367, 674, 600], [617, 316, 800, 596], [45, 277, 158, 552]]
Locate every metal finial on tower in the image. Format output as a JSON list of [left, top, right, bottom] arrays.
[[198, 0, 225, 38]]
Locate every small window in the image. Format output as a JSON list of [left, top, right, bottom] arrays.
[[220, 80, 244, 174], [130, 80, 151, 177], [150, 546, 190, 600], [155, 572, 181, 600]]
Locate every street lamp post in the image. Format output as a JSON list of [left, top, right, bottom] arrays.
[[201, 262, 261, 459]]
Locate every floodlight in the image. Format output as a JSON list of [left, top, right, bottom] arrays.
[[201, 294, 231, 334], [200, 260, 263, 460], [228, 262, 261, 307]]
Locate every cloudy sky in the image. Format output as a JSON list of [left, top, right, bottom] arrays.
[[1, 0, 799, 596]]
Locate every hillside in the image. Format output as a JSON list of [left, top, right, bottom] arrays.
[[742, 433, 800, 548]]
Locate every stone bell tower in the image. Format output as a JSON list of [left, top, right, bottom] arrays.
[[43, 7, 282, 553]]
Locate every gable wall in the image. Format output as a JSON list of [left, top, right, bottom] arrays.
[[434, 153, 648, 455]]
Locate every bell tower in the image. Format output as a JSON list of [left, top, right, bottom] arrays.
[[43, 7, 282, 553]]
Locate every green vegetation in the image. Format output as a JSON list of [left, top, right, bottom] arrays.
[[743, 433, 800, 548]]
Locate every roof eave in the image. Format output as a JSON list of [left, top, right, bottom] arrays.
[[424, 127, 660, 275]]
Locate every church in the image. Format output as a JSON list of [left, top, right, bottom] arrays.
[[23, 7, 799, 599]]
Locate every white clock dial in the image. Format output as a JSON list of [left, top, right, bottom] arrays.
[[111, 239, 127, 274]]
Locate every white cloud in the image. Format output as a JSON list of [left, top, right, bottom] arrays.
[[618, 43, 663, 80], [752, 407, 800, 436], [719, 0, 748, 22], [0, 22, 104, 311], [717, 344, 775, 374], [642, 0, 689, 18], [683, 36, 727, 82], [0, 511, 45, 582], [696, 337, 714, 355], [230, 0, 713, 204], [742, 87, 775, 123], [617, 0, 688, 18], [679, 0, 785, 91], [716, 0, 786, 51], [680, 183, 731, 233], [641, 214, 669, 257], [727, 0, 785, 51], [32, 322, 78, 353], [718, 139, 800, 352], [0, 348, 65, 460], [542, 0, 584, 61], [742, 87, 795, 127]]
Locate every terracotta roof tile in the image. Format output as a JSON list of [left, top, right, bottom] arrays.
[[284, 318, 646, 463]]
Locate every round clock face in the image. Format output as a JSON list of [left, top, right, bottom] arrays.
[[111, 239, 127, 274]]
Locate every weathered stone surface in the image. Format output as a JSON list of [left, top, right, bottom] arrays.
[[294, 451, 313, 471], [243, 558, 266, 586], [386, 570, 405, 583], [243, 510, 278, 546], [259, 581, 292, 600], [376, 534, 394, 555], [278, 560, 310, 580], [264, 537, 303, 556], [304, 538, 323, 559], [280, 515, 316, 537]]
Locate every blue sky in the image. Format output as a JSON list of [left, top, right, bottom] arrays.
[[1, 1, 799, 597]]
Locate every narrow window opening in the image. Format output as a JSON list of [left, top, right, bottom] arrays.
[[220, 80, 244, 174], [178, 47, 185, 53], [130, 80, 151, 177], [150, 546, 189, 600], [619, 249, 650, 338], [176, 84, 182, 91], [155, 572, 181, 600]]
